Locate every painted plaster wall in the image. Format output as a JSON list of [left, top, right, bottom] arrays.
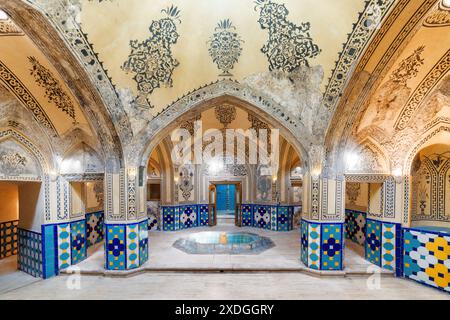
[[411, 144, 450, 226], [18, 182, 43, 233], [345, 182, 368, 212], [0, 182, 18, 223]]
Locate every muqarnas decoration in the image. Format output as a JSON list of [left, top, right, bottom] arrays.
[[208, 19, 244, 77], [254, 0, 321, 72], [122, 5, 181, 107], [28, 56, 76, 121]]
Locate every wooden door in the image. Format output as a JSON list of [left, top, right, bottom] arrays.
[[208, 184, 217, 226]]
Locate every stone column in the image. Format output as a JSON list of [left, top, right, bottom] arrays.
[[103, 166, 149, 271]]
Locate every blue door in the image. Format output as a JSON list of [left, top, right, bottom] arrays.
[[216, 184, 235, 217]]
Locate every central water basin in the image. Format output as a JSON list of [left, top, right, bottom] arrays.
[[173, 231, 275, 255]]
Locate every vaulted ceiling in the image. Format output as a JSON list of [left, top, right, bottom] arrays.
[[0, 14, 93, 136], [327, 0, 450, 173], [80, 0, 366, 115], [0, 0, 448, 171]]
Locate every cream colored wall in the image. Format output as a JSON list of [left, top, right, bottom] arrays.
[[18, 182, 43, 232], [85, 182, 103, 213], [368, 183, 383, 217], [0, 182, 19, 223], [345, 182, 368, 212], [70, 182, 84, 216]]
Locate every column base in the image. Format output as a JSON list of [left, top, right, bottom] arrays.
[[105, 219, 149, 271], [300, 219, 344, 271]]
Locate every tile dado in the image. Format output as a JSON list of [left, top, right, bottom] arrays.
[[242, 204, 294, 232], [161, 204, 294, 232], [300, 219, 344, 271], [365, 218, 402, 276], [403, 228, 450, 293], [18, 228, 43, 278], [15, 212, 106, 279], [162, 204, 209, 231], [345, 209, 366, 246], [105, 219, 149, 271], [0, 220, 18, 259]]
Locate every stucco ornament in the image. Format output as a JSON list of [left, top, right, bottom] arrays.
[[243, 65, 328, 139]]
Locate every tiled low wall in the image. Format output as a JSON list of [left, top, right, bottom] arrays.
[[403, 228, 449, 293], [242, 204, 294, 231], [86, 211, 104, 247], [18, 229, 43, 278], [160, 204, 294, 232], [365, 218, 402, 275], [105, 219, 149, 271], [0, 220, 18, 259], [344, 209, 366, 246], [162, 204, 209, 231], [300, 219, 344, 271]]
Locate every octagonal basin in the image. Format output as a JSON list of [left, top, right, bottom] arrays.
[[173, 231, 275, 255]]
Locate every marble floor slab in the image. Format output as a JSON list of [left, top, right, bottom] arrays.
[[0, 272, 448, 300]]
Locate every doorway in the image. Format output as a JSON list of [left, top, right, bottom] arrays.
[[0, 181, 42, 278], [208, 182, 242, 227]]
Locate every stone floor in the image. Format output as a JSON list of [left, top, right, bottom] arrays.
[[1, 272, 449, 300], [73, 225, 379, 276]]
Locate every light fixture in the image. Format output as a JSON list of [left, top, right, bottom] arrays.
[[443, 0, 450, 9]]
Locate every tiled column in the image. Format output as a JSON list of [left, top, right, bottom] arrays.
[[364, 176, 404, 276], [300, 172, 345, 271], [104, 167, 149, 271]]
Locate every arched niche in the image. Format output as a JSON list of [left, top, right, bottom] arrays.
[[410, 143, 450, 225], [344, 138, 390, 174], [60, 142, 104, 176], [0, 130, 47, 181]]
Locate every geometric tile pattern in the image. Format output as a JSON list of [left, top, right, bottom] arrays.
[[105, 225, 126, 270], [162, 206, 177, 231], [277, 206, 293, 231], [381, 223, 396, 271], [180, 205, 198, 230], [300, 220, 309, 265], [161, 204, 294, 232], [147, 202, 159, 231], [198, 205, 209, 226], [57, 223, 71, 270], [364, 218, 402, 274], [365, 219, 382, 266], [321, 224, 343, 271], [345, 209, 366, 245], [139, 220, 149, 265], [0, 220, 18, 259], [86, 211, 104, 247], [254, 205, 271, 230], [41, 224, 58, 279], [105, 221, 149, 271], [70, 220, 87, 265], [126, 224, 139, 269], [307, 222, 321, 270], [270, 206, 277, 231], [403, 229, 450, 293], [17, 229, 43, 278], [241, 204, 253, 227], [300, 219, 344, 271]]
